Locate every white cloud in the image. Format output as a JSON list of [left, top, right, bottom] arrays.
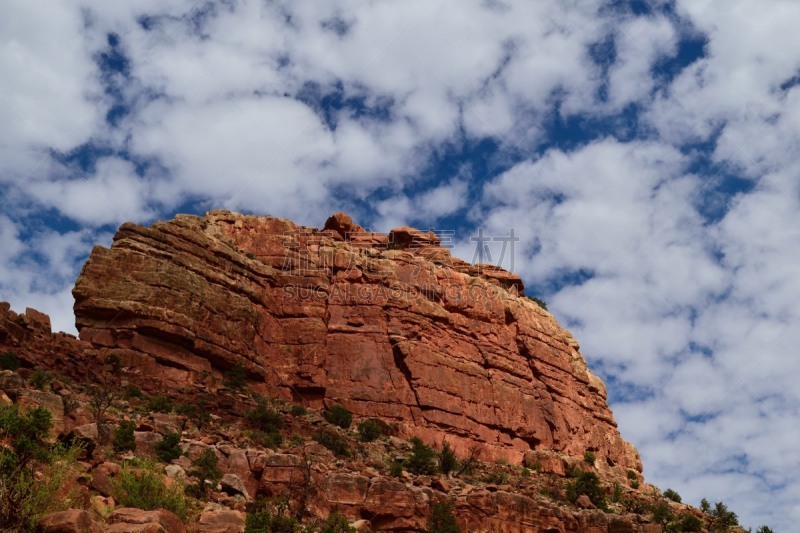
[[375, 179, 469, 231], [28, 157, 155, 226], [0, 1, 102, 181], [607, 15, 676, 108]]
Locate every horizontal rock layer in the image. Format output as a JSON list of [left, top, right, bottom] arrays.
[[72, 211, 640, 470]]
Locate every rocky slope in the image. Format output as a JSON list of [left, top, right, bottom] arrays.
[[0, 299, 737, 533], [0, 209, 753, 531], [72, 211, 640, 475]]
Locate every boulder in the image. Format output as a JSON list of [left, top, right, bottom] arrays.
[[193, 509, 245, 533], [106, 508, 185, 533], [38, 509, 102, 533]]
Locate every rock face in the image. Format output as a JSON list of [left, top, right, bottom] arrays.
[[73, 211, 640, 471]]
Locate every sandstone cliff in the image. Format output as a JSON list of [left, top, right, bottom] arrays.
[[72, 211, 640, 474]]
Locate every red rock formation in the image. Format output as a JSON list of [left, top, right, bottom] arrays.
[[72, 211, 641, 472]]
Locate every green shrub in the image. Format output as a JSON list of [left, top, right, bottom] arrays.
[[700, 498, 711, 513], [565, 470, 606, 511], [651, 501, 674, 525], [357, 419, 383, 442], [246, 402, 285, 433], [323, 405, 352, 429], [224, 363, 247, 390], [627, 469, 638, 481], [176, 402, 211, 430], [663, 488, 681, 503], [289, 404, 307, 417], [313, 429, 350, 457], [0, 350, 20, 370], [189, 448, 221, 496], [709, 501, 738, 530], [147, 395, 174, 413], [406, 437, 437, 475], [156, 432, 182, 462], [426, 500, 460, 533], [611, 483, 623, 503], [113, 420, 137, 453], [245, 508, 301, 532], [439, 441, 457, 475], [674, 513, 703, 532], [525, 295, 548, 311], [389, 460, 404, 477], [249, 430, 283, 449], [111, 457, 188, 521], [320, 512, 355, 533], [0, 405, 83, 530], [124, 385, 143, 399], [583, 450, 596, 464], [756, 527, 775, 533], [29, 370, 52, 390], [483, 470, 509, 484]]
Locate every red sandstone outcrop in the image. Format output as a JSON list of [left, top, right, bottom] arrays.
[[71, 211, 640, 473]]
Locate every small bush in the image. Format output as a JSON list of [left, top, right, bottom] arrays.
[[583, 450, 596, 464], [357, 419, 383, 442], [663, 488, 682, 503], [245, 512, 301, 532], [389, 460, 404, 477], [313, 429, 350, 457], [320, 512, 355, 533], [426, 500, 461, 533], [675, 513, 703, 532], [176, 402, 211, 430], [0, 405, 83, 530], [29, 370, 52, 390], [565, 470, 606, 511], [113, 420, 137, 453], [246, 402, 285, 433], [651, 501, 674, 526], [156, 432, 182, 462], [147, 395, 174, 413], [406, 437, 438, 475], [755, 527, 775, 533], [111, 458, 188, 521], [124, 385, 143, 399], [189, 448, 221, 496], [0, 350, 20, 370], [223, 363, 247, 390], [710, 501, 738, 530], [289, 404, 307, 417], [249, 430, 283, 449], [525, 295, 548, 311], [323, 405, 352, 429], [483, 470, 509, 485], [439, 441, 457, 475], [611, 483, 623, 503], [244, 500, 301, 533]]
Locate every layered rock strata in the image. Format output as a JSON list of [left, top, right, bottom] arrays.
[[72, 211, 640, 471]]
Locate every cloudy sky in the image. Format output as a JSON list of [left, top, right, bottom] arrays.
[[1, 0, 798, 529]]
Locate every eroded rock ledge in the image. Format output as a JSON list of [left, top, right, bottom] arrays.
[[73, 211, 641, 472]]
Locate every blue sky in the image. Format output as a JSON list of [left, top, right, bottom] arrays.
[[1, 1, 798, 529]]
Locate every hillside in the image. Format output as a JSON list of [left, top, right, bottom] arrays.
[[0, 211, 747, 532]]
